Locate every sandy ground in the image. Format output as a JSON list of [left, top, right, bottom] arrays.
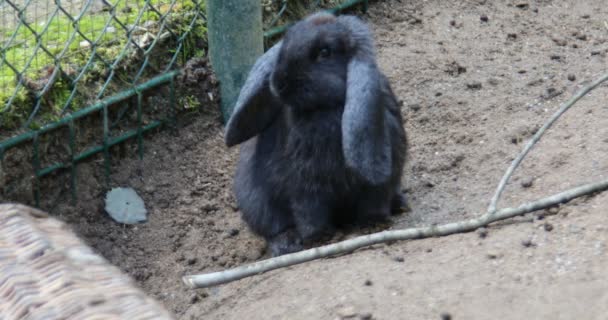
[[13, 0, 608, 319]]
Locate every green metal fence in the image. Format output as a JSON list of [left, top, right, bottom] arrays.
[[0, 0, 368, 207]]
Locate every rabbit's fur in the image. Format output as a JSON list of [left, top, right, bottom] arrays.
[[225, 12, 407, 256]]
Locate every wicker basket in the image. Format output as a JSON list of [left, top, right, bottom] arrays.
[[0, 203, 175, 320]]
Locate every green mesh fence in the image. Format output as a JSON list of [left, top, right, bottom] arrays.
[[1, 0, 206, 131], [0, 0, 368, 207]]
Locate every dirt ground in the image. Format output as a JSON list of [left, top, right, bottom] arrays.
[[30, 0, 608, 319]]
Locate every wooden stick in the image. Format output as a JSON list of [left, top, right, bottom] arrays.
[[183, 178, 608, 289], [486, 72, 608, 214]]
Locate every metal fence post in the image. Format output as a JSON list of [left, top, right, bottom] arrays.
[[207, 0, 264, 122]]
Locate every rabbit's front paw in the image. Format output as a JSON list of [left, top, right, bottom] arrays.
[[269, 229, 303, 257], [391, 192, 410, 215]]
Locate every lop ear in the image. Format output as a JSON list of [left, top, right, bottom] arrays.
[[224, 42, 283, 147], [339, 16, 393, 185]]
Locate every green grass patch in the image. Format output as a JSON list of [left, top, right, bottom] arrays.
[[1, 0, 207, 132]]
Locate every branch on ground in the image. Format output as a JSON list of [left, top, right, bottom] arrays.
[[487, 72, 608, 213], [183, 178, 608, 288]]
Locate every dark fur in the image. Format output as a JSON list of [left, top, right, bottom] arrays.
[[225, 13, 407, 256]]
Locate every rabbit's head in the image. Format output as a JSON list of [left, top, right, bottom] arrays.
[[269, 13, 352, 111], [226, 12, 395, 185]]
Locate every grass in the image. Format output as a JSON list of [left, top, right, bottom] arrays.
[[0, 0, 207, 131]]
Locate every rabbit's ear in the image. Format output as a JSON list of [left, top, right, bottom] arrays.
[[225, 42, 283, 147], [342, 60, 392, 185], [340, 16, 392, 185]]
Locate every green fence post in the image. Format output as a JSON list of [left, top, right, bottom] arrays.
[[207, 0, 264, 122], [0, 148, 4, 195]]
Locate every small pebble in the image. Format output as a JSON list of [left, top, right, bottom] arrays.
[[364, 279, 373, 286], [480, 15, 488, 22], [409, 17, 422, 25], [527, 78, 544, 87], [409, 103, 422, 111], [228, 228, 240, 237], [487, 251, 501, 259], [187, 256, 198, 265], [552, 37, 567, 46], [477, 227, 488, 239], [550, 54, 561, 60], [79, 40, 91, 49], [360, 313, 373, 320], [567, 74, 576, 81], [337, 306, 357, 319], [507, 33, 518, 40], [440, 312, 453, 320], [548, 207, 560, 215], [393, 256, 405, 263], [544, 223, 554, 232], [521, 177, 534, 188], [543, 87, 562, 99], [466, 81, 482, 90], [229, 203, 239, 212], [515, 3, 529, 9], [190, 293, 200, 303], [521, 239, 535, 247]]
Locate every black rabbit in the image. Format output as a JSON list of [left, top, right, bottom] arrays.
[[224, 12, 407, 256]]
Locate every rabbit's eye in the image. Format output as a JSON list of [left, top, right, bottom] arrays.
[[317, 47, 331, 59]]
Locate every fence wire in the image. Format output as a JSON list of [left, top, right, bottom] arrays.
[[1, 0, 206, 132], [0, 0, 368, 207]]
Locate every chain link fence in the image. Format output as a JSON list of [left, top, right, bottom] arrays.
[[1, 0, 206, 132], [0, 0, 368, 207]]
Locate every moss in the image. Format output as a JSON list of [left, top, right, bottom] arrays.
[[180, 94, 201, 111]]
